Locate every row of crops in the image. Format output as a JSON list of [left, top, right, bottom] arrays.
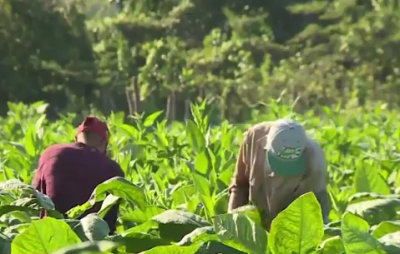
[[0, 100, 399, 254]]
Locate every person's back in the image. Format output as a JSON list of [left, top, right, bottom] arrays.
[[32, 117, 124, 233], [34, 143, 123, 213], [228, 119, 329, 230]]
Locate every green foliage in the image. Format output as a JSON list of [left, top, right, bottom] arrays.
[[3, 0, 400, 123], [268, 193, 324, 254], [1, 101, 400, 253], [11, 217, 81, 254]]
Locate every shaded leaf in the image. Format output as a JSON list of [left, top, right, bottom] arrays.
[[98, 194, 121, 218], [80, 213, 110, 241], [198, 241, 247, 254], [152, 209, 210, 242], [341, 212, 386, 254], [111, 232, 171, 253], [177, 226, 217, 246], [214, 213, 268, 254], [67, 177, 147, 218], [51, 240, 118, 254], [120, 206, 166, 225], [317, 236, 345, 254], [230, 205, 262, 226], [378, 231, 400, 254], [371, 221, 400, 239], [120, 220, 158, 236], [346, 198, 400, 225], [0, 233, 11, 254], [139, 244, 202, 254]]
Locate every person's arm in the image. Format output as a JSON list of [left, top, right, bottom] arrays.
[[228, 131, 251, 213], [32, 153, 46, 192], [31, 167, 49, 218], [296, 139, 330, 223], [102, 201, 121, 234], [32, 168, 43, 191], [315, 187, 330, 224], [102, 162, 125, 234]]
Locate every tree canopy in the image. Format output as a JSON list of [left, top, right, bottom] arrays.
[[1, 0, 399, 122]]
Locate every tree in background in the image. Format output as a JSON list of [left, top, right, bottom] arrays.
[[0, 0, 97, 117], [1, 0, 400, 123]]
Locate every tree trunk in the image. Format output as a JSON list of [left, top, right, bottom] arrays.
[[166, 91, 176, 120], [125, 76, 141, 116], [184, 99, 191, 119]]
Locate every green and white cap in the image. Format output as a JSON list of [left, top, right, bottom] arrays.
[[264, 119, 307, 176]]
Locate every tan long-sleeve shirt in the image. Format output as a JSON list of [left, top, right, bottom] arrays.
[[228, 121, 329, 229]]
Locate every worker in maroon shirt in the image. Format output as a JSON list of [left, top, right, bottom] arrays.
[[32, 116, 125, 233]]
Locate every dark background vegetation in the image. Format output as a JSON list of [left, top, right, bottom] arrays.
[[1, 0, 399, 123]]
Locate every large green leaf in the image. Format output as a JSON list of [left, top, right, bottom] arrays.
[[31, 190, 56, 211], [323, 225, 342, 238], [213, 191, 229, 215], [0, 205, 41, 218], [97, 194, 121, 218], [192, 173, 210, 197], [67, 177, 147, 218], [317, 236, 345, 254], [111, 232, 171, 253], [348, 192, 400, 204], [23, 124, 38, 157], [268, 192, 324, 254], [354, 167, 391, 195], [199, 241, 247, 254], [346, 198, 400, 225], [120, 206, 166, 225], [214, 213, 268, 254], [177, 226, 217, 246], [185, 120, 205, 153], [192, 173, 214, 220], [151, 209, 210, 242], [0, 179, 54, 210], [79, 213, 110, 241], [229, 205, 262, 226], [139, 244, 202, 254], [194, 151, 209, 175], [341, 212, 386, 254], [11, 217, 81, 254], [144, 110, 164, 127], [120, 220, 159, 236], [371, 221, 400, 238], [378, 231, 400, 254]]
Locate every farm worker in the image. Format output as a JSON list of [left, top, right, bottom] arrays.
[[32, 116, 124, 233], [227, 119, 329, 230]]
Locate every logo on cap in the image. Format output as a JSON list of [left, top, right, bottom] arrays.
[[276, 146, 304, 160], [264, 119, 307, 176]]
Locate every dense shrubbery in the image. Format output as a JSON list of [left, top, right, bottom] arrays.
[[2, 0, 400, 122]]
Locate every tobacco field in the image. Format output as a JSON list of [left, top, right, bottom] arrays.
[[0, 100, 400, 254]]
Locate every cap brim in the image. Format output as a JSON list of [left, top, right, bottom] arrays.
[[267, 150, 306, 176]]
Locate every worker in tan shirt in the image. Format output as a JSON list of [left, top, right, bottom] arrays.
[[228, 119, 329, 230]]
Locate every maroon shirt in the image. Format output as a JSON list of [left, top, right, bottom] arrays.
[[32, 142, 124, 233]]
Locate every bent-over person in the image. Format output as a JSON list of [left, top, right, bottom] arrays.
[[228, 119, 329, 230], [32, 116, 124, 233]]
